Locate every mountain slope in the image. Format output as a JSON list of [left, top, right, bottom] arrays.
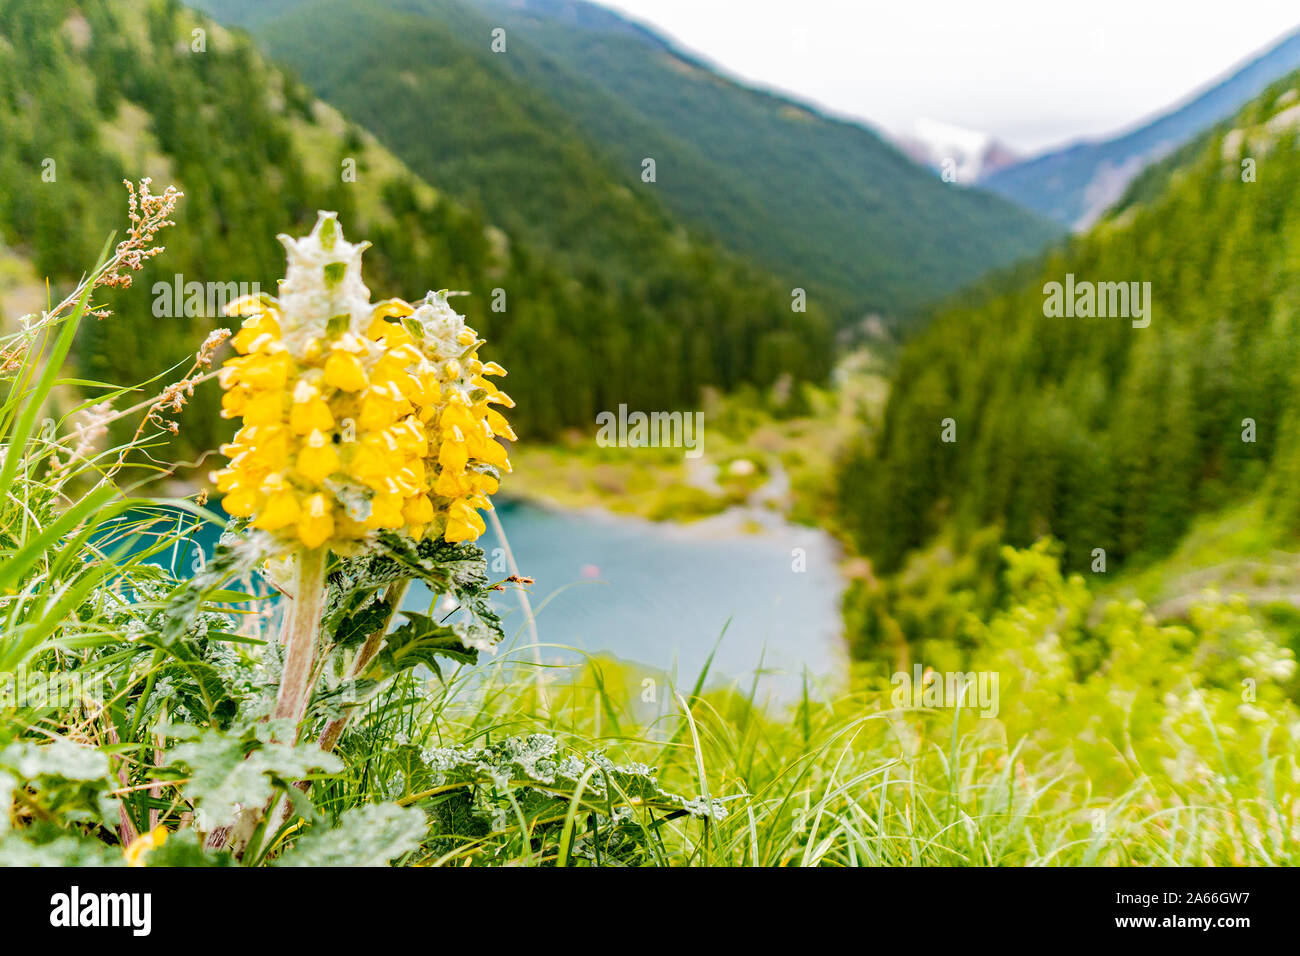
[[982, 25, 1300, 228], [194, 0, 1061, 320], [471, 0, 1062, 317], [0, 0, 831, 456], [842, 69, 1300, 581], [0, 0, 462, 452]]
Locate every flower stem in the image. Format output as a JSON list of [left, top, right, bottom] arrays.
[[274, 546, 328, 740], [317, 579, 408, 753]]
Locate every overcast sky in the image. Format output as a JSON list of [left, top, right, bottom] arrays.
[[595, 0, 1300, 155]]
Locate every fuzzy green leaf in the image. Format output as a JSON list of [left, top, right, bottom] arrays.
[[166, 723, 342, 830], [276, 803, 426, 867]]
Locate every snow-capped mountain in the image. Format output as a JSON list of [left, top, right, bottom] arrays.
[[892, 118, 1022, 184]]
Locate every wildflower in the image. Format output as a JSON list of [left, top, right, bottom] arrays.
[[96, 179, 184, 297], [210, 213, 513, 552], [394, 290, 513, 543]]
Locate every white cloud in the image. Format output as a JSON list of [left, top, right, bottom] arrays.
[[595, 0, 1300, 153]]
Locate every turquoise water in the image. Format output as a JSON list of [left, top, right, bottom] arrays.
[[419, 499, 846, 698]]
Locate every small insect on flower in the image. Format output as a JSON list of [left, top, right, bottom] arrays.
[[209, 212, 514, 553]]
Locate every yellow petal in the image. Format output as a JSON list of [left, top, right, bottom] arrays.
[[297, 432, 340, 484], [444, 500, 486, 542], [402, 494, 435, 525], [297, 494, 335, 549], [238, 354, 290, 390], [371, 299, 414, 322], [252, 489, 300, 530], [363, 492, 405, 529], [220, 388, 248, 418], [323, 351, 369, 392], [222, 488, 257, 517], [434, 469, 473, 498], [125, 825, 168, 867], [440, 403, 477, 433], [225, 293, 279, 318], [484, 407, 516, 441], [473, 435, 509, 469], [438, 438, 469, 472], [290, 397, 335, 435], [241, 390, 284, 427]]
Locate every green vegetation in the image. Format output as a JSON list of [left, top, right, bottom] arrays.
[[194, 0, 1060, 320], [812, 70, 1300, 868], [0, 0, 831, 460], [508, 357, 886, 527]]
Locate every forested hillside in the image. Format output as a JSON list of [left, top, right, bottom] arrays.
[[983, 25, 1300, 228], [193, 0, 1060, 320], [0, 0, 832, 458], [840, 72, 1300, 592]]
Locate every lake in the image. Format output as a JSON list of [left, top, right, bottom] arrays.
[[435, 498, 847, 700]]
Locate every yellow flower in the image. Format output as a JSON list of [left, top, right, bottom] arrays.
[[124, 825, 168, 867], [222, 485, 257, 517], [241, 389, 285, 427], [438, 436, 470, 473], [466, 429, 510, 470], [234, 352, 291, 390], [433, 469, 473, 498], [253, 477, 301, 531], [297, 493, 335, 549], [358, 384, 410, 432], [439, 401, 478, 434], [475, 379, 514, 407], [484, 407, 516, 441], [291, 402, 333, 436], [445, 498, 487, 542], [370, 298, 414, 322], [296, 429, 340, 484], [229, 313, 280, 354], [402, 493, 435, 525], [363, 491, 405, 529], [212, 214, 514, 551], [322, 350, 368, 391]]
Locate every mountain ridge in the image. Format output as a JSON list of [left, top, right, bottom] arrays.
[[983, 23, 1300, 228], [194, 0, 1062, 320]]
